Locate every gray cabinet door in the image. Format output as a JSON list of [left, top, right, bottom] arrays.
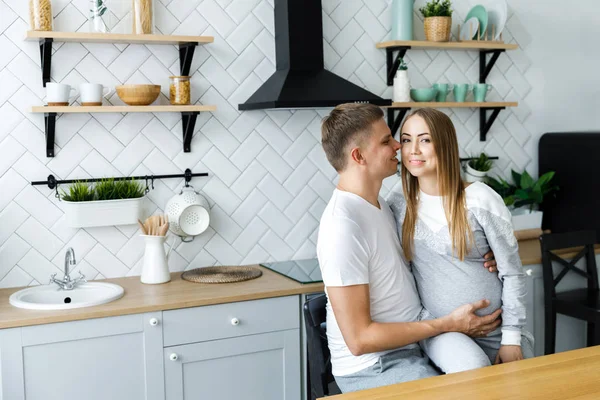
[[18, 312, 164, 400], [164, 330, 300, 400]]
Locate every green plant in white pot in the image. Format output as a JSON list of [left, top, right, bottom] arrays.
[[464, 152, 493, 183], [61, 179, 146, 228], [486, 170, 559, 230]]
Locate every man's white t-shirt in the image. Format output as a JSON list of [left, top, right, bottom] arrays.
[[317, 189, 423, 376]]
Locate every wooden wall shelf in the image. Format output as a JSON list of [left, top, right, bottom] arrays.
[[25, 31, 213, 45], [377, 40, 519, 142], [387, 102, 518, 141], [376, 40, 518, 51], [26, 31, 213, 87], [33, 105, 216, 157], [31, 105, 216, 113]]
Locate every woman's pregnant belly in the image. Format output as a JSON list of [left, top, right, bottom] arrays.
[[412, 258, 504, 318]]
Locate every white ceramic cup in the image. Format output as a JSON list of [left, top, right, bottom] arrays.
[[79, 83, 113, 106], [46, 83, 77, 105]]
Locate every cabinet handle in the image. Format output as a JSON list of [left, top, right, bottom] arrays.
[[149, 318, 159, 326], [231, 317, 240, 326], [170, 353, 178, 361]]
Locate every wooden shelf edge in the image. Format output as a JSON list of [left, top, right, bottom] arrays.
[[388, 101, 518, 108], [25, 31, 214, 45], [30, 105, 217, 113], [376, 40, 518, 51]]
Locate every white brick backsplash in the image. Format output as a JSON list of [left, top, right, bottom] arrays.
[[202, 177, 242, 215], [201, 117, 240, 157], [230, 160, 268, 199], [257, 146, 292, 183], [258, 203, 293, 238], [0, 0, 533, 288], [204, 233, 243, 265], [85, 244, 130, 278], [258, 231, 294, 261], [0, 235, 30, 280], [284, 186, 319, 223], [210, 204, 243, 244], [231, 188, 268, 228], [16, 218, 64, 259], [17, 248, 62, 284], [0, 266, 33, 289]]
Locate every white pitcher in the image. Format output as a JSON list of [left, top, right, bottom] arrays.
[[140, 235, 174, 284]]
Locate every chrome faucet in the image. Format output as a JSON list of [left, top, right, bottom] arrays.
[[50, 247, 86, 290]]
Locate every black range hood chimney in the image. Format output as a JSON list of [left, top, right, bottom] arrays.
[[238, 0, 390, 110]]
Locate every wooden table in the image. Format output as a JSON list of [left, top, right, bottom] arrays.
[[323, 346, 600, 400]]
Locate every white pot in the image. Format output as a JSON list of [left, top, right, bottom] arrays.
[[393, 70, 411, 102], [511, 208, 543, 231], [464, 162, 488, 183], [63, 196, 146, 228]]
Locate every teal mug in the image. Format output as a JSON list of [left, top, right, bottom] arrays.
[[453, 84, 470, 102], [433, 83, 453, 102], [473, 83, 493, 102]]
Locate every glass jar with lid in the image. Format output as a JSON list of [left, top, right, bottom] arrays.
[[169, 76, 191, 105]]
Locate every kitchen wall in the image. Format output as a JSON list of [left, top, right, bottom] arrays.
[[0, 0, 595, 288]]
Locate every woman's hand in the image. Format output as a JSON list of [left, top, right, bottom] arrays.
[[443, 299, 502, 337], [495, 345, 524, 364], [483, 251, 497, 272]]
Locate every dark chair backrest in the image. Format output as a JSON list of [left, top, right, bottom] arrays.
[[539, 230, 599, 298], [303, 294, 335, 400]]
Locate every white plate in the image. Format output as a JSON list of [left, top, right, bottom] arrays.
[[483, 0, 507, 40], [460, 17, 480, 41]]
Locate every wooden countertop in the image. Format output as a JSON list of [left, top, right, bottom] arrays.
[[1, 238, 597, 330], [323, 345, 600, 400], [518, 238, 600, 266], [0, 266, 324, 329]]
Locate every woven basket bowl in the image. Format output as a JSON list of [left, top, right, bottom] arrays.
[[116, 84, 161, 106], [424, 16, 452, 42]]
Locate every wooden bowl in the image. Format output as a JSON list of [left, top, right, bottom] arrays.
[[115, 84, 161, 106]]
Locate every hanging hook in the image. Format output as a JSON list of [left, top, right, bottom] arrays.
[[184, 168, 192, 187], [150, 175, 155, 190], [144, 176, 150, 195], [55, 182, 61, 200]]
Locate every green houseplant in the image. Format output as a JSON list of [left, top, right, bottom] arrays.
[[464, 152, 493, 183], [61, 179, 146, 228], [486, 169, 559, 230], [419, 0, 453, 42]]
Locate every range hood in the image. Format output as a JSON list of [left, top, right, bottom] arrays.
[[238, 0, 390, 110]]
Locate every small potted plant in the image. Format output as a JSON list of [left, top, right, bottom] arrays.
[[464, 152, 493, 183], [61, 179, 146, 228], [486, 170, 559, 230], [419, 0, 453, 42]]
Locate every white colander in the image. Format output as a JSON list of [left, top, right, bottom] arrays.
[[165, 186, 210, 240]]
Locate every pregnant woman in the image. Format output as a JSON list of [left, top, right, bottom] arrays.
[[387, 108, 534, 373]]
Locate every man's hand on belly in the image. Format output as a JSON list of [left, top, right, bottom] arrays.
[[441, 299, 502, 337]]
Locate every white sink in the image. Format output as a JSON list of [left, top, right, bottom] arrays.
[[9, 282, 124, 310]]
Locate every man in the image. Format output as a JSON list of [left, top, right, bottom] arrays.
[[316, 103, 501, 393]]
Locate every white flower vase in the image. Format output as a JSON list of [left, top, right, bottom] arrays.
[[393, 70, 411, 103]]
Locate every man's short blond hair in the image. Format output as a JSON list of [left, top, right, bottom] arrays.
[[321, 103, 384, 172]]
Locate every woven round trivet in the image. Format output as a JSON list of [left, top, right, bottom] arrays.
[[181, 266, 263, 284]]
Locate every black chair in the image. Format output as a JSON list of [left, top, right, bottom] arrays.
[[303, 294, 340, 400], [540, 230, 600, 355]]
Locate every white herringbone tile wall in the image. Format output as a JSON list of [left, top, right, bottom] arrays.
[[0, 0, 534, 288]]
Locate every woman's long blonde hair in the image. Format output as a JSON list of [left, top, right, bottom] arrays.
[[401, 109, 473, 261]]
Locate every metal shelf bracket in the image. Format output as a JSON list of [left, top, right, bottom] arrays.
[[385, 46, 411, 86]]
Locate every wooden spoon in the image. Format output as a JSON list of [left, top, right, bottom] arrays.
[[137, 219, 147, 235]]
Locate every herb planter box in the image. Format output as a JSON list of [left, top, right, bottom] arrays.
[[63, 196, 146, 228]]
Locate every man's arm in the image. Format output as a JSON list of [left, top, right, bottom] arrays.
[[328, 284, 502, 356]]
